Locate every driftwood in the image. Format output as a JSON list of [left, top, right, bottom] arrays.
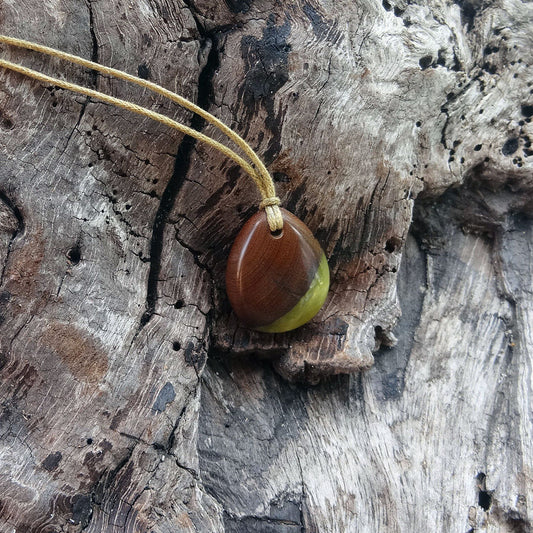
[[0, 0, 532, 531]]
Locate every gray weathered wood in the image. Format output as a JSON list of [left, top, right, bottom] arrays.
[[0, 0, 532, 531]]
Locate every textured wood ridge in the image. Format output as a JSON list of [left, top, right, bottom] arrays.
[[0, 0, 532, 531]]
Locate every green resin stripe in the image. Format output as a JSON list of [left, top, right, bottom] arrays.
[[257, 254, 330, 333]]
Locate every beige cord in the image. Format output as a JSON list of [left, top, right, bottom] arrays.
[[0, 35, 283, 231]]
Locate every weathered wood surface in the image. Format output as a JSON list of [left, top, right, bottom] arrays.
[[0, 0, 532, 531]]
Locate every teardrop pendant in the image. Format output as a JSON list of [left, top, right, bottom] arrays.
[[0, 37, 330, 333], [226, 208, 329, 332]]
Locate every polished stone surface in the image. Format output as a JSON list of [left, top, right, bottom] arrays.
[[226, 208, 329, 332]]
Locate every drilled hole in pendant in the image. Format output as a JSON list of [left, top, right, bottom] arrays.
[[270, 229, 284, 239]]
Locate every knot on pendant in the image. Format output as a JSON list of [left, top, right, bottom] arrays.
[[259, 196, 281, 209], [259, 197, 283, 233]]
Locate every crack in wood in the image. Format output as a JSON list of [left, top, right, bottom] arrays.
[[0, 191, 25, 287], [87, 0, 99, 76], [61, 1, 100, 158], [139, 27, 219, 330]]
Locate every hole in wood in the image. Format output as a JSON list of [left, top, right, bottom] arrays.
[[66, 245, 81, 265], [478, 490, 492, 511], [385, 237, 401, 253]]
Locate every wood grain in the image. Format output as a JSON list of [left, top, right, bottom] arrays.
[[0, 0, 531, 531]]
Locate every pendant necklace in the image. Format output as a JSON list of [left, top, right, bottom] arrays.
[[0, 35, 329, 333]]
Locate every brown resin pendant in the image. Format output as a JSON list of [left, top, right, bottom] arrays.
[[226, 208, 330, 333]]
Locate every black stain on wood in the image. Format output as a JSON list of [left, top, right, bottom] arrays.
[[71, 493, 93, 527], [194, 177, 232, 219], [303, 2, 327, 38], [316, 317, 349, 352], [283, 182, 306, 219], [224, 0, 253, 13], [41, 451, 62, 471], [199, 354, 311, 516], [152, 381, 176, 412], [239, 15, 291, 164]]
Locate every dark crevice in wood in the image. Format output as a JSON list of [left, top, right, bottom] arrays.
[[295, 452, 308, 532], [166, 387, 196, 454], [0, 191, 25, 239], [139, 29, 219, 329], [182, 0, 205, 31], [62, 1, 99, 157], [0, 191, 25, 287], [440, 103, 451, 151], [370, 225, 427, 400], [223, 512, 304, 531], [476, 472, 493, 511], [66, 243, 82, 265], [87, 0, 99, 77]]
